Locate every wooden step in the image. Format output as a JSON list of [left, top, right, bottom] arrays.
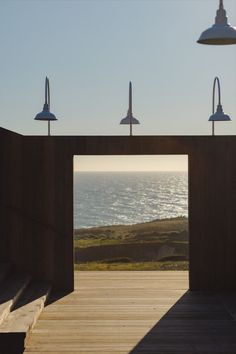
[[0, 273, 31, 324], [0, 281, 51, 334]]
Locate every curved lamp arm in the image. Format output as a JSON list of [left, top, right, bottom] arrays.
[[212, 76, 221, 114], [45, 77, 50, 110]]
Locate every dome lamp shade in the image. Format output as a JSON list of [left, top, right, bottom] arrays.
[[120, 114, 140, 125], [197, 0, 236, 45], [209, 104, 231, 122], [34, 105, 57, 121]]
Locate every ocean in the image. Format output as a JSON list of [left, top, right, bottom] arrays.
[[74, 171, 188, 229]]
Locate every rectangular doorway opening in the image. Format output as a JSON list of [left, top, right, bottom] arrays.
[[73, 155, 188, 273]]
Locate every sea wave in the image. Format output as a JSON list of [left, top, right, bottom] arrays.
[[74, 171, 188, 229]]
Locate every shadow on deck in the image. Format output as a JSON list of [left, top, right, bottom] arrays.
[[130, 291, 236, 354]]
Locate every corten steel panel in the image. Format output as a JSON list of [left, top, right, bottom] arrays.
[[1, 128, 236, 291], [0, 129, 25, 266], [189, 138, 236, 290]]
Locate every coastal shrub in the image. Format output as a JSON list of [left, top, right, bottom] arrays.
[[74, 260, 189, 271], [100, 257, 132, 264], [159, 255, 187, 262]]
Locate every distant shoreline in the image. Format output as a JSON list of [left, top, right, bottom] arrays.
[[74, 215, 188, 231]]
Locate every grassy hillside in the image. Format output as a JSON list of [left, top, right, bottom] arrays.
[[74, 216, 188, 270]]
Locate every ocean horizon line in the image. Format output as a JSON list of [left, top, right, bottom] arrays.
[[74, 170, 188, 173]]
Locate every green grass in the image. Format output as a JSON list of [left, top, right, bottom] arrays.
[[74, 238, 124, 248], [74, 217, 189, 271], [74, 216, 188, 248], [74, 261, 189, 271]]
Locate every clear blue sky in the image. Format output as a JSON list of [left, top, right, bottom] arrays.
[[0, 0, 235, 170], [0, 0, 235, 137]]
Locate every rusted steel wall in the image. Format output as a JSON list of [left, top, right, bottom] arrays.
[[1, 128, 236, 291]]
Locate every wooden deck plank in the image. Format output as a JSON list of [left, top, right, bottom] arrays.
[[24, 271, 236, 354]]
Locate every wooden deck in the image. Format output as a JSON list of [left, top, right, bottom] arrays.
[[24, 271, 236, 354]]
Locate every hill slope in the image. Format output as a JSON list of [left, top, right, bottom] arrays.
[[74, 217, 189, 270]]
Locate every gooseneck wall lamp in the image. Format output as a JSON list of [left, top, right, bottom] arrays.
[[209, 77, 231, 136], [197, 0, 236, 45], [120, 82, 140, 136], [35, 77, 57, 136]]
